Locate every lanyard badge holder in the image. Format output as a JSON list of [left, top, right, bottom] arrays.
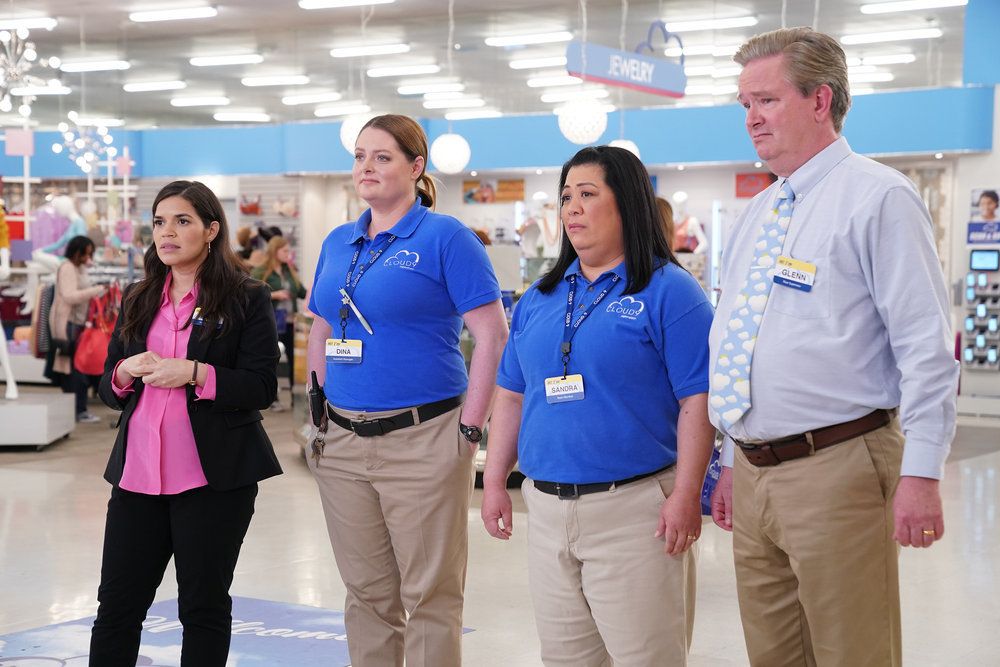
[[544, 273, 620, 404], [326, 234, 396, 365]]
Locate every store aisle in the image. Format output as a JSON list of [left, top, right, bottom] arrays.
[[1, 387, 998, 666]]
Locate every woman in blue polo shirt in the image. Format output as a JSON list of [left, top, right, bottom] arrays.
[[481, 145, 715, 666], [306, 114, 507, 667]]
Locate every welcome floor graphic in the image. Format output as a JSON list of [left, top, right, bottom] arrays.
[[1, 596, 451, 666]]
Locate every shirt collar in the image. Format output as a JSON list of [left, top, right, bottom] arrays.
[[783, 136, 852, 204], [159, 272, 200, 306], [345, 197, 428, 244], [563, 257, 628, 284]]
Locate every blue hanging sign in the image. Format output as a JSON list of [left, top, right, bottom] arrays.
[[968, 221, 1000, 244], [565, 21, 687, 98]]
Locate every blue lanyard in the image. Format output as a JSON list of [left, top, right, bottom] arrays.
[[560, 272, 620, 377], [339, 233, 397, 334]]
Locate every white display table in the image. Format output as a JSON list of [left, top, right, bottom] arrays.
[[0, 393, 75, 449]]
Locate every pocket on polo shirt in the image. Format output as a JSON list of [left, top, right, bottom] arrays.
[[769, 240, 832, 320]]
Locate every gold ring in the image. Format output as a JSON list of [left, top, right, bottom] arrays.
[[922, 529, 936, 536], [686, 534, 697, 540]]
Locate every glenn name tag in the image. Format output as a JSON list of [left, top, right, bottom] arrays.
[[773, 256, 817, 292], [545, 374, 585, 404], [326, 338, 363, 364]]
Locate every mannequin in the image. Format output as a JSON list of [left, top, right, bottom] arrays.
[[0, 244, 19, 400], [38, 195, 88, 255], [673, 214, 708, 254]]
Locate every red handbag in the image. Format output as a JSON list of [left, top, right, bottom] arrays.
[[74, 284, 121, 376]]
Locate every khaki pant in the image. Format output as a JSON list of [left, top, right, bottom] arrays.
[[309, 404, 474, 667], [521, 468, 696, 667], [732, 419, 905, 667]]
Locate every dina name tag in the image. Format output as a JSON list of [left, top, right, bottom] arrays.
[[544, 374, 585, 404], [773, 256, 817, 292], [326, 338, 363, 364]]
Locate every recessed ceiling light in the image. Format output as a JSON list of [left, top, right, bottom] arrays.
[[397, 81, 464, 95], [214, 112, 271, 122], [444, 109, 503, 120], [129, 6, 218, 22], [170, 96, 231, 107], [485, 31, 573, 47], [0, 17, 57, 30], [314, 102, 372, 117], [299, 0, 394, 9], [526, 74, 582, 88], [664, 16, 758, 32], [367, 64, 440, 77], [123, 80, 187, 92], [861, 0, 966, 14], [60, 60, 131, 73], [241, 75, 310, 87], [422, 98, 486, 109], [509, 56, 568, 70], [934, 152, 944, 159], [840, 28, 942, 45], [189, 54, 264, 67], [282, 91, 343, 105], [330, 43, 410, 58]]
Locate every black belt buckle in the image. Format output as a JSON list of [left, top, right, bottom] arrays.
[[554, 483, 580, 499], [351, 418, 386, 437]]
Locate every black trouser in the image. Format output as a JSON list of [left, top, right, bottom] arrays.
[[279, 322, 295, 393], [89, 484, 258, 667], [62, 365, 89, 414]]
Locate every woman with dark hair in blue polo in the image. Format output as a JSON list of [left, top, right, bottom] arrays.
[[481, 145, 715, 666]]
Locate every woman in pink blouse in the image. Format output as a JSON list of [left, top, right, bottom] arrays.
[[89, 181, 282, 667]]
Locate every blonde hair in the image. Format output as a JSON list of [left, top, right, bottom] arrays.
[[735, 27, 851, 133], [360, 114, 437, 208], [260, 236, 300, 284]]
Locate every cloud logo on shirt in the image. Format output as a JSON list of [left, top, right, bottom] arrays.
[[606, 296, 645, 320], [384, 249, 420, 270]]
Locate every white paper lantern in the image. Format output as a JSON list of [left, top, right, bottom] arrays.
[[340, 112, 378, 155], [556, 99, 608, 145], [609, 139, 641, 159], [430, 133, 471, 174]]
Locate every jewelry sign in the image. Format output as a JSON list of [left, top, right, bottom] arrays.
[[565, 21, 687, 98]]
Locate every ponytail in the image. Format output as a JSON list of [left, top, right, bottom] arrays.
[[417, 173, 436, 209]]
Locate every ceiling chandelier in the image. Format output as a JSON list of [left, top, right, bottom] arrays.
[[52, 111, 118, 174], [0, 27, 64, 117]]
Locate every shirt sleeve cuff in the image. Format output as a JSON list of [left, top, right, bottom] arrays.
[[720, 435, 736, 468], [900, 438, 947, 480], [194, 364, 217, 401], [111, 359, 135, 396]]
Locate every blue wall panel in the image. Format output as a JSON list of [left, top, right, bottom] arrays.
[[138, 124, 286, 177], [284, 121, 354, 173], [964, 0, 1000, 86]]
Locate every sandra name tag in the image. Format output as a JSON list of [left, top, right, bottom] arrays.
[[773, 256, 817, 292], [326, 338, 363, 364], [544, 374, 585, 404]]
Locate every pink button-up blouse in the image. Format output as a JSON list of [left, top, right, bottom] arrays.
[[113, 276, 217, 494]]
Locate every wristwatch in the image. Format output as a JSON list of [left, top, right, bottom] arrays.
[[459, 423, 483, 443]]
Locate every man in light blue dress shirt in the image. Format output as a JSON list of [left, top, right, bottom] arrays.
[[708, 27, 958, 667]]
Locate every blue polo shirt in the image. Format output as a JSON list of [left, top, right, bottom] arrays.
[[310, 198, 501, 410], [497, 259, 713, 483]]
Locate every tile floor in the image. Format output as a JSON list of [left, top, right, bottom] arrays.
[[1, 387, 998, 666]]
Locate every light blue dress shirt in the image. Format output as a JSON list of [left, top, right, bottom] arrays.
[[709, 137, 958, 479]]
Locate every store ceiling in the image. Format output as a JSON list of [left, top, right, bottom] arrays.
[[2, 0, 967, 130]]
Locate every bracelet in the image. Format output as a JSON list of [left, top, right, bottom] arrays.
[[189, 359, 199, 386]]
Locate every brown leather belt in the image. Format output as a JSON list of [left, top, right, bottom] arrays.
[[736, 409, 892, 468]]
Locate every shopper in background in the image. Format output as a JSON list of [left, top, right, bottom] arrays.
[[50, 235, 105, 423], [656, 196, 675, 248], [709, 28, 957, 667], [307, 114, 507, 667], [252, 235, 307, 411], [89, 180, 282, 667], [481, 145, 715, 666]]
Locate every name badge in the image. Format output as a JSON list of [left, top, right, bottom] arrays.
[[545, 374, 585, 404], [326, 338, 363, 364], [192, 307, 223, 329], [773, 256, 817, 292]]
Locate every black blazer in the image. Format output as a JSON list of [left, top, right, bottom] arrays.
[[99, 281, 283, 491]]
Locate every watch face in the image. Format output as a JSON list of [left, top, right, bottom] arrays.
[[461, 425, 483, 442]]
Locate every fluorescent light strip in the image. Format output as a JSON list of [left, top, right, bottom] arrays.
[[861, 0, 966, 14], [129, 6, 218, 22], [540, 88, 609, 103], [422, 91, 468, 100], [331, 43, 410, 58], [665, 16, 758, 32], [554, 103, 615, 115], [75, 117, 124, 127], [684, 83, 738, 95], [684, 65, 742, 78], [854, 53, 917, 66], [509, 56, 567, 70], [10, 85, 71, 96], [848, 65, 878, 74], [282, 91, 343, 105], [241, 75, 310, 87], [665, 44, 740, 57], [315, 103, 372, 117], [848, 71, 895, 83], [299, 0, 394, 9], [123, 80, 187, 92], [444, 109, 503, 120], [0, 17, 57, 30], [527, 75, 582, 88], [485, 31, 573, 47], [367, 64, 440, 77], [422, 98, 485, 109], [841, 28, 942, 44], [397, 82, 463, 95], [171, 96, 231, 107], [190, 54, 264, 66], [214, 112, 271, 122], [851, 86, 876, 95], [60, 60, 131, 72]]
